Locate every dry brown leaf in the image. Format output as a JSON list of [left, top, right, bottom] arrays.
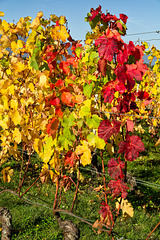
[[93, 185, 103, 192], [92, 220, 103, 234]]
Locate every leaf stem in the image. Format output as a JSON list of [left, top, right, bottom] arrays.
[[70, 161, 80, 212], [145, 221, 160, 240], [53, 177, 59, 210], [100, 150, 107, 204]]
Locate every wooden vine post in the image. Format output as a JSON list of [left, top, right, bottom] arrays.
[[0, 207, 12, 240]]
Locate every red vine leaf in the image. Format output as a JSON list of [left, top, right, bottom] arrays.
[[98, 119, 121, 142], [55, 107, 63, 118], [126, 119, 134, 132], [59, 61, 70, 74], [95, 35, 118, 62], [101, 12, 115, 23], [98, 58, 107, 76], [89, 5, 101, 21], [61, 92, 73, 106], [126, 64, 142, 82], [137, 90, 150, 100], [119, 14, 128, 24], [108, 157, 125, 179], [46, 117, 59, 139], [103, 86, 115, 103], [55, 79, 64, 87], [50, 97, 60, 106], [108, 179, 129, 199], [118, 134, 145, 161], [64, 151, 75, 167], [99, 202, 113, 221]]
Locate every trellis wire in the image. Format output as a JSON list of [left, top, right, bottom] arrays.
[[3, 144, 160, 190], [79, 166, 160, 190]]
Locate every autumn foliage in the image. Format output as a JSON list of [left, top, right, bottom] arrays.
[[0, 5, 158, 237]]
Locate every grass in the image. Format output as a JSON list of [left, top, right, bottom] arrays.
[[0, 164, 159, 240], [0, 126, 160, 239]]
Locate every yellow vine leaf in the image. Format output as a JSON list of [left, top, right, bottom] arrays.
[[17, 39, 23, 48], [116, 198, 134, 220], [11, 41, 17, 52], [75, 140, 91, 166], [14, 62, 26, 73], [37, 11, 43, 18], [79, 99, 91, 117], [13, 128, 21, 144], [87, 132, 105, 149], [82, 52, 89, 62], [49, 170, 58, 182], [11, 40, 23, 53], [2, 20, 9, 32], [6, 68, 11, 76], [26, 30, 37, 52], [8, 84, 15, 95], [0, 11, 4, 17], [77, 170, 85, 182], [114, 91, 119, 98], [152, 119, 157, 127], [40, 136, 55, 164], [28, 82, 34, 92], [33, 138, 43, 155], [0, 120, 8, 130], [0, 34, 10, 48], [59, 16, 66, 25], [26, 97, 34, 107], [1, 95, 9, 109], [96, 137, 105, 149], [85, 38, 93, 45], [87, 132, 97, 147], [49, 153, 59, 170], [51, 25, 69, 42], [1, 167, 14, 183], [10, 99, 18, 110], [12, 110, 21, 125], [39, 74, 48, 87], [30, 17, 40, 29]]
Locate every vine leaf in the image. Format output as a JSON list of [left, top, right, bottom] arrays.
[[108, 179, 129, 199], [119, 14, 128, 24], [95, 35, 118, 62], [64, 151, 75, 167], [116, 198, 134, 220], [98, 58, 107, 76], [0, 11, 4, 17], [46, 117, 59, 139], [99, 202, 113, 222], [75, 141, 91, 166], [1, 167, 14, 183], [98, 119, 121, 142], [108, 157, 125, 179], [126, 119, 134, 132], [61, 92, 73, 106], [118, 134, 145, 161], [13, 128, 21, 144]]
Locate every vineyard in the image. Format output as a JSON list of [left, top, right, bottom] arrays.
[[0, 5, 160, 240]]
